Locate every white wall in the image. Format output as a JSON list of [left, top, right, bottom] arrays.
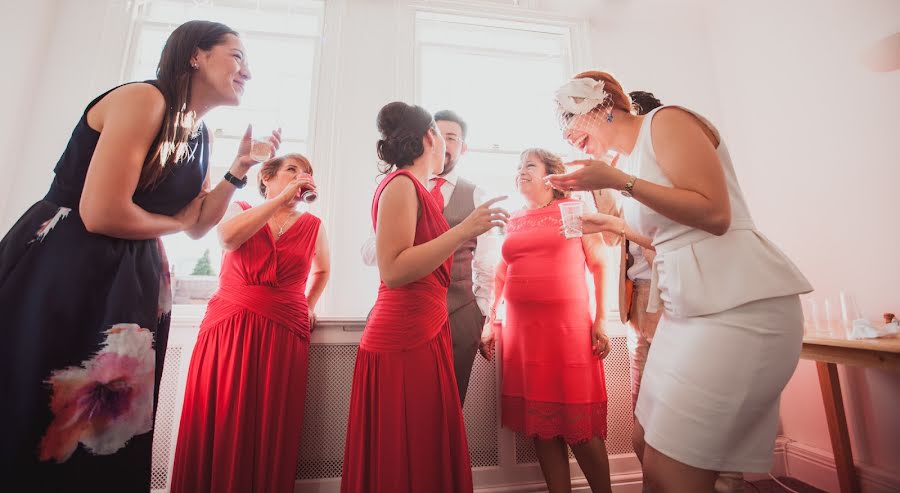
[[1, 0, 134, 232], [0, 0, 57, 222], [585, 0, 722, 124], [703, 0, 900, 486]]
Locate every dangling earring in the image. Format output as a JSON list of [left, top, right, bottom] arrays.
[[606, 111, 614, 123]]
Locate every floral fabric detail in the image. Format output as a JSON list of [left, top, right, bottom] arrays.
[[30, 207, 71, 243], [39, 324, 155, 463]]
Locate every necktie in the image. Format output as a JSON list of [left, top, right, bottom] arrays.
[[430, 177, 447, 210]]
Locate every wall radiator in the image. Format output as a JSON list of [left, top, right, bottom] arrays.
[[150, 308, 639, 492]]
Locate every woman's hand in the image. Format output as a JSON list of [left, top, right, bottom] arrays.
[[231, 125, 283, 177], [545, 159, 629, 192], [173, 191, 208, 230], [591, 320, 611, 359], [275, 176, 314, 206], [580, 212, 624, 235], [460, 196, 510, 238], [309, 311, 318, 331]]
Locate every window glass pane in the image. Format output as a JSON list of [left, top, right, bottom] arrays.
[[144, 0, 322, 36], [419, 45, 569, 154], [417, 13, 568, 56]]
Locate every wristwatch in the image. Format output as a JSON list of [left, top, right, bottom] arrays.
[[224, 171, 248, 189], [621, 174, 638, 198]]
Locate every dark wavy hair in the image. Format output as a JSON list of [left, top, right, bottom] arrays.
[[629, 91, 663, 115], [375, 101, 436, 174]]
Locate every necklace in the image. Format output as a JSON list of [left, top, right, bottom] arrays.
[[272, 212, 295, 238], [527, 198, 554, 210]]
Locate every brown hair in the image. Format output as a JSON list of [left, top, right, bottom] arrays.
[[520, 148, 569, 200], [376, 101, 436, 174], [258, 153, 313, 198], [140, 20, 238, 190], [572, 70, 633, 115]]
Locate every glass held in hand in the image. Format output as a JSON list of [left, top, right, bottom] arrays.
[[250, 139, 274, 162], [297, 172, 317, 203], [558, 201, 583, 239]]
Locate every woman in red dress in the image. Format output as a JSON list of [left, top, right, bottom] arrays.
[[482, 149, 612, 493], [340, 102, 508, 493], [170, 153, 331, 493]]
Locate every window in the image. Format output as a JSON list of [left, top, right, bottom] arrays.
[[415, 11, 620, 317], [128, 0, 324, 303]]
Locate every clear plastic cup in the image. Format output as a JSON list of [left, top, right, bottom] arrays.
[[558, 201, 583, 239], [250, 139, 274, 162]]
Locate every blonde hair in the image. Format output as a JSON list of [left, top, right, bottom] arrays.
[[258, 153, 313, 198], [519, 148, 569, 200]]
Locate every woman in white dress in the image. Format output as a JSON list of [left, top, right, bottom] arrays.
[[547, 71, 812, 492]]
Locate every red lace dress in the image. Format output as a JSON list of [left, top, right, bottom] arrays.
[[498, 198, 608, 443]]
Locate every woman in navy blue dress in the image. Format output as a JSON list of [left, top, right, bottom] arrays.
[[0, 20, 279, 492]]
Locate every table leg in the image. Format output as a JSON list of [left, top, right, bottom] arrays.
[[815, 361, 860, 493]]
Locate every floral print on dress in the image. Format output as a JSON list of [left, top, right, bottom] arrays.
[[38, 324, 155, 463], [30, 207, 71, 243]]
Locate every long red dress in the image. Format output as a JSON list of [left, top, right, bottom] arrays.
[[341, 170, 473, 493], [170, 202, 320, 493], [498, 198, 608, 444]]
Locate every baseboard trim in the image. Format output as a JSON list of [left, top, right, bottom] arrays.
[[474, 471, 644, 493], [772, 438, 900, 493]]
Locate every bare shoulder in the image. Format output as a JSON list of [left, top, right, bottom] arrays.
[[90, 83, 166, 133], [651, 107, 718, 148], [108, 83, 166, 116], [380, 173, 417, 199], [650, 107, 701, 137]]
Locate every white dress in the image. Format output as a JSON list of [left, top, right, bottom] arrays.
[[621, 106, 813, 472]]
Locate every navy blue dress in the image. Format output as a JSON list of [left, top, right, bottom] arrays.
[[0, 81, 208, 492]]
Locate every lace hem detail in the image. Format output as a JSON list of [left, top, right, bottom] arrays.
[[501, 395, 607, 444]]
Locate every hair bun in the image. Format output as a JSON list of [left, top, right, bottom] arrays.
[[375, 102, 434, 170]]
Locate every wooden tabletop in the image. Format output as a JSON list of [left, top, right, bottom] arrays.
[[801, 334, 900, 370]]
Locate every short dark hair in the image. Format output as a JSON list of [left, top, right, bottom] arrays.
[[433, 110, 467, 141]]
